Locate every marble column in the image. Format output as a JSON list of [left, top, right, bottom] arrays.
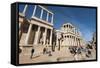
[[69, 36, 71, 46], [19, 23, 21, 35], [40, 9, 43, 19], [77, 39, 79, 46], [71, 36, 72, 46], [43, 28, 47, 45], [23, 5, 28, 14], [73, 28, 76, 34], [75, 38, 77, 46], [72, 36, 74, 46], [70, 36, 72, 46], [32, 5, 37, 17], [50, 29, 53, 45], [74, 37, 76, 46], [46, 13, 49, 22], [78, 39, 80, 46], [80, 39, 82, 46], [19, 23, 21, 29], [51, 14, 54, 24], [56, 33, 59, 46], [67, 36, 69, 46], [68, 25, 69, 32], [25, 24, 32, 45], [34, 26, 41, 45]]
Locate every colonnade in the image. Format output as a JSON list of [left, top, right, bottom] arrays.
[[19, 4, 54, 46]]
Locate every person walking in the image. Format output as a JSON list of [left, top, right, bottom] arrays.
[[30, 48, 35, 59], [43, 47, 46, 54]]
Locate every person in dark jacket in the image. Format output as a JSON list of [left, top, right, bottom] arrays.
[[43, 47, 46, 54], [30, 48, 35, 59]]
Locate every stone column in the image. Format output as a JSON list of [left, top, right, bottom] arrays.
[[75, 29, 77, 35], [74, 37, 76, 46], [78, 39, 80, 46], [46, 13, 49, 22], [23, 5, 28, 14], [50, 29, 53, 45], [51, 14, 54, 24], [75, 37, 77, 46], [56, 33, 59, 46], [43, 28, 47, 45], [73, 36, 74, 46], [73, 28, 76, 34], [25, 24, 32, 45], [19, 23, 21, 29], [40, 9, 43, 19], [19, 23, 21, 40], [69, 36, 71, 46], [80, 39, 82, 46], [71, 36, 73, 46], [34, 26, 41, 45], [72, 36, 74, 46], [32, 5, 37, 17], [68, 25, 69, 32], [70, 36, 72, 46], [77, 38, 79, 46], [67, 36, 69, 46]]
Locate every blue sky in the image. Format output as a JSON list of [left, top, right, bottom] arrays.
[[47, 5, 96, 41], [19, 4, 96, 41]]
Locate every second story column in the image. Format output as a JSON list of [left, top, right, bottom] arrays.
[[51, 14, 54, 24], [23, 5, 28, 15]]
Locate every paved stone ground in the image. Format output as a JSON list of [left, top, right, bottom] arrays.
[[19, 46, 96, 64]]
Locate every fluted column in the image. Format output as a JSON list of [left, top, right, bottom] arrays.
[[32, 5, 37, 17], [78, 39, 80, 46], [56, 33, 59, 46], [43, 28, 47, 45], [51, 14, 54, 24], [40, 9, 43, 19], [68, 36, 70, 46], [77, 38, 79, 46], [34, 26, 41, 45], [74, 37, 76, 46], [72, 36, 74, 46], [80, 39, 82, 46], [25, 24, 32, 45], [50, 29, 53, 45], [23, 5, 28, 14], [46, 13, 49, 22], [69, 36, 71, 46], [70, 36, 72, 46], [75, 37, 77, 46]]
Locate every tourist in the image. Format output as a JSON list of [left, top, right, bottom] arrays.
[[30, 48, 35, 59], [43, 47, 46, 54]]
